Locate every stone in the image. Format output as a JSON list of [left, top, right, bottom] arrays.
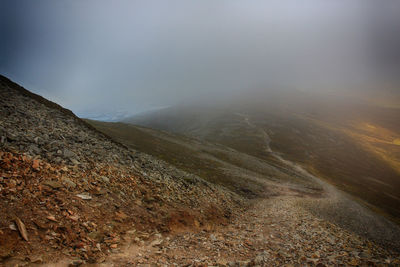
[[14, 217, 29, 241], [348, 258, 360, 266], [237, 261, 250, 267], [216, 259, 228, 266], [210, 234, 217, 242], [115, 211, 128, 221], [60, 166, 69, 172], [28, 144, 41, 154], [9, 223, 17, 231], [150, 239, 163, 247], [100, 176, 110, 183], [46, 215, 57, 222], [70, 158, 80, 165], [43, 180, 63, 189], [29, 255, 43, 264], [63, 148, 76, 158], [76, 193, 92, 200], [254, 255, 264, 265], [62, 178, 76, 189], [32, 159, 40, 170], [88, 231, 101, 241], [69, 258, 85, 266]]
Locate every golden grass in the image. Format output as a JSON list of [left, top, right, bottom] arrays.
[[299, 115, 400, 175]]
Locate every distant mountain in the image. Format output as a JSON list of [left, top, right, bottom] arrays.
[[78, 109, 133, 122]]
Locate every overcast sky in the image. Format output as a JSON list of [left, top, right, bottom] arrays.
[[1, 0, 399, 119]]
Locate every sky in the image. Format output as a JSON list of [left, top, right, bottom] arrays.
[[1, 0, 399, 119]]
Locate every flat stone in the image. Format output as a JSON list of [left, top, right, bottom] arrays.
[[76, 193, 92, 200], [43, 180, 63, 189], [70, 158, 80, 165]]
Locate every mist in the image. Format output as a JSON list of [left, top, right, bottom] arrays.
[[1, 0, 399, 120]]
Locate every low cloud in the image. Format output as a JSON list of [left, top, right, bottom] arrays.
[[1, 0, 399, 118]]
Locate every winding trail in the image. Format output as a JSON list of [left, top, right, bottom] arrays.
[[99, 114, 400, 266], [238, 113, 400, 248]]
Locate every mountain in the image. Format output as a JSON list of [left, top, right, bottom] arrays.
[[1, 75, 400, 265], [125, 91, 400, 223]]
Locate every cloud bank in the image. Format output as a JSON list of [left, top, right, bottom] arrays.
[[1, 0, 399, 118]]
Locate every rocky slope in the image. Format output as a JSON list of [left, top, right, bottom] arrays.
[[0, 75, 242, 265]]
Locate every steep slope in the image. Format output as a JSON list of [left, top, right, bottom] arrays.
[[0, 75, 241, 265], [126, 93, 400, 223]]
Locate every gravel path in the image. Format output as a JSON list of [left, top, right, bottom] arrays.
[[96, 119, 400, 266], [102, 181, 400, 266], [57, 114, 400, 266]]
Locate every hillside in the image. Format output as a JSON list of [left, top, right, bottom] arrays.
[[0, 75, 241, 265], [86, 120, 320, 199], [89, 119, 400, 263], [126, 93, 400, 223], [1, 75, 400, 265]]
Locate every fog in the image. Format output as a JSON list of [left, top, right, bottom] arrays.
[[1, 0, 399, 120]]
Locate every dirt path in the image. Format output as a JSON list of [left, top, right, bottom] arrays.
[[102, 189, 398, 266], [49, 115, 400, 266], [95, 116, 400, 266]]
